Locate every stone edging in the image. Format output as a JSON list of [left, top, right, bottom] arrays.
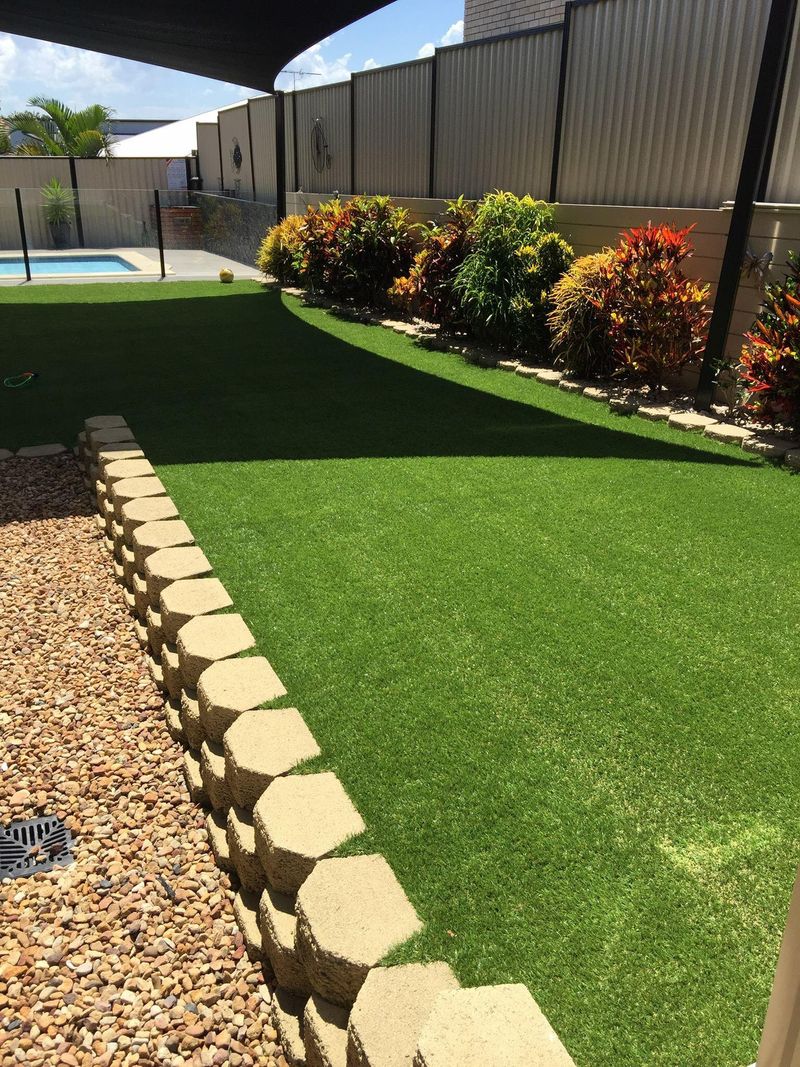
[[73, 415, 575, 1067], [280, 286, 800, 469]]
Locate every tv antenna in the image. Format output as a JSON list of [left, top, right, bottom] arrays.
[[281, 69, 323, 92]]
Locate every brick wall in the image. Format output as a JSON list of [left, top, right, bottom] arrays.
[[464, 0, 566, 41]]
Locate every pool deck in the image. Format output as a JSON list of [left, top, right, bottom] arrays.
[[0, 247, 261, 285]]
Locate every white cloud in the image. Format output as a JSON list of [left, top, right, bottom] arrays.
[[417, 42, 435, 59], [441, 20, 464, 47], [276, 39, 354, 90], [0, 34, 126, 109], [363, 58, 378, 71]]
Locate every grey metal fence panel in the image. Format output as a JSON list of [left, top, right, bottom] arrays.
[[353, 60, 432, 197], [74, 157, 168, 247], [558, 0, 770, 208], [294, 82, 351, 194], [285, 93, 297, 193], [196, 122, 222, 191], [247, 97, 277, 203], [434, 30, 562, 200], [219, 104, 254, 199], [766, 7, 800, 203]]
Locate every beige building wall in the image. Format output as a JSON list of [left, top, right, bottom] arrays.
[[464, 0, 566, 41]]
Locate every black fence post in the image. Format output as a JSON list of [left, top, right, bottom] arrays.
[[68, 156, 85, 248], [153, 188, 166, 279], [428, 51, 438, 199], [14, 188, 31, 282], [694, 0, 798, 411], [275, 91, 287, 221], [549, 0, 573, 203]]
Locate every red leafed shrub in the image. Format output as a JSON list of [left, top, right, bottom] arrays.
[[389, 197, 475, 325], [599, 223, 711, 389], [738, 252, 800, 431]]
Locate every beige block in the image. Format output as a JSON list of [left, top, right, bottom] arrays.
[[164, 697, 185, 743], [160, 577, 233, 645], [259, 885, 312, 995], [133, 573, 149, 620], [177, 613, 255, 689], [742, 434, 796, 459], [97, 445, 144, 472], [144, 546, 212, 609], [206, 809, 234, 873], [609, 395, 638, 414], [198, 656, 287, 744], [180, 689, 205, 750], [272, 987, 309, 1067], [558, 379, 589, 394], [636, 404, 674, 422], [703, 422, 754, 444], [535, 369, 563, 384], [121, 545, 137, 589], [582, 386, 613, 402], [305, 994, 348, 1067], [224, 708, 321, 810], [295, 855, 423, 1007], [146, 607, 164, 657], [0, 449, 12, 461], [17, 443, 67, 458], [121, 496, 179, 546], [513, 365, 537, 378], [102, 498, 115, 535], [200, 740, 233, 813], [348, 963, 460, 1067], [496, 359, 519, 372], [161, 642, 183, 702], [227, 805, 267, 894], [413, 985, 575, 1067], [147, 652, 165, 692], [667, 411, 717, 433], [85, 415, 128, 433], [111, 476, 166, 520], [104, 458, 155, 486], [182, 749, 208, 806], [133, 519, 194, 573], [133, 618, 149, 650], [95, 479, 108, 513], [88, 426, 136, 452], [234, 888, 267, 964], [253, 773, 364, 894]]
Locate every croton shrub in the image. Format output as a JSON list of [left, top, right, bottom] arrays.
[[738, 252, 800, 431], [548, 251, 616, 379], [255, 214, 304, 284]]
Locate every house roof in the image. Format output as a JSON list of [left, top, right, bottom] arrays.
[[107, 104, 246, 157], [0, 1, 392, 91]]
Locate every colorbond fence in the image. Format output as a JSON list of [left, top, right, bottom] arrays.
[[196, 0, 800, 211]]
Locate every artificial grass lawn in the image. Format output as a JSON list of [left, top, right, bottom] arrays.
[[3, 280, 799, 1066]]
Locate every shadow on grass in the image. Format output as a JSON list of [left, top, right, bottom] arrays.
[[1, 286, 751, 468]]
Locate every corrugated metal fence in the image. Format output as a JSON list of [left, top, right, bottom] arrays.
[[197, 0, 800, 210]]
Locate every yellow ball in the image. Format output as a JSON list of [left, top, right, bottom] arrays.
[[219, 268, 234, 284]]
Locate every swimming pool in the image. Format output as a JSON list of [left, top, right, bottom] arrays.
[[0, 254, 139, 277]]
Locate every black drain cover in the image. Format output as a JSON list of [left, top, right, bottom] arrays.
[[0, 816, 74, 879]]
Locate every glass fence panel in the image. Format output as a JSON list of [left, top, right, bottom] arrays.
[[159, 191, 277, 271], [0, 189, 24, 279]]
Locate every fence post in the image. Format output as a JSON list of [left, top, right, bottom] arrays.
[[14, 188, 31, 282], [428, 50, 438, 199], [68, 156, 85, 249], [153, 188, 166, 279], [694, 0, 798, 411], [549, 0, 573, 203], [275, 91, 287, 221]]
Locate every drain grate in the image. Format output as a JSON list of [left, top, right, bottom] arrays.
[[0, 816, 74, 879]]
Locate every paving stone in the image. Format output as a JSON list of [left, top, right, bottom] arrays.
[[228, 804, 267, 893], [84, 415, 128, 433], [95, 478, 108, 512], [88, 425, 136, 451], [348, 963, 459, 1067], [132, 518, 194, 573], [110, 476, 167, 519], [703, 422, 755, 444], [305, 994, 348, 1067], [582, 386, 613, 402], [1, 447, 18, 459], [558, 379, 589, 394], [133, 617, 149, 650], [145, 606, 164, 656], [296, 855, 423, 1007], [636, 403, 673, 422], [234, 888, 268, 964], [785, 448, 800, 470], [413, 985, 575, 1067], [112, 556, 125, 584], [667, 411, 717, 433], [121, 495, 179, 546], [200, 739, 233, 812], [225, 708, 322, 809], [147, 652, 165, 692], [102, 497, 115, 534], [182, 749, 208, 805], [272, 987, 309, 1066], [180, 688, 205, 749], [496, 359, 519, 372], [133, 572, 149, 619], [742, 434, 796, 458], [609, 396, 638, 414], [164, 696, 185, 743], [103, 457, 155, 486], [16, 443, 68, 457], [198, 655, 287, 743], [123, 585, 137, 615], [513, 365, 537, 378], [254, 773, 365, 893], [121, 544, 137, 588], [97, 444, 144, 472], [534, 368, 563, 384], [259, 885, 311, 994], [161, 641, 183, 701], [205, 809, 234, 872], [160, 577, 233, 645], [144, 546, 212, 609], [177, 613, 256, 688], [111, 519, 125, 552]]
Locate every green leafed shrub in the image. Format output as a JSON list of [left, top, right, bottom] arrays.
[[388, 196, 475, 325], [256, 214, 304, 283], [453, 191, 573, 352], [738, 252, 800, 431], [548, 251, 616, 379]]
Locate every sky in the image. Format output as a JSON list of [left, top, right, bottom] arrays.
[[0, 0, 464, 120]]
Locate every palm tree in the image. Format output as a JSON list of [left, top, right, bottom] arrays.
[[6, 97, 113, 157]]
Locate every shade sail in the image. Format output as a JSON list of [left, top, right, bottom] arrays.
[[0, 1, 393, 91]]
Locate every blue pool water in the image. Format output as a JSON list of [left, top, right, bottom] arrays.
[[0, 254, 138, 276]]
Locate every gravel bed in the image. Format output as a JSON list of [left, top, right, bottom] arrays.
[[0, 455, 283, 1066]]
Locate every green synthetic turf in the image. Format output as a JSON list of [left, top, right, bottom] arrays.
[[3, 280, 799, 1067]]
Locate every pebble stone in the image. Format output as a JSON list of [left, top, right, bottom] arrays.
[[0, 454, 283, 1067]]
